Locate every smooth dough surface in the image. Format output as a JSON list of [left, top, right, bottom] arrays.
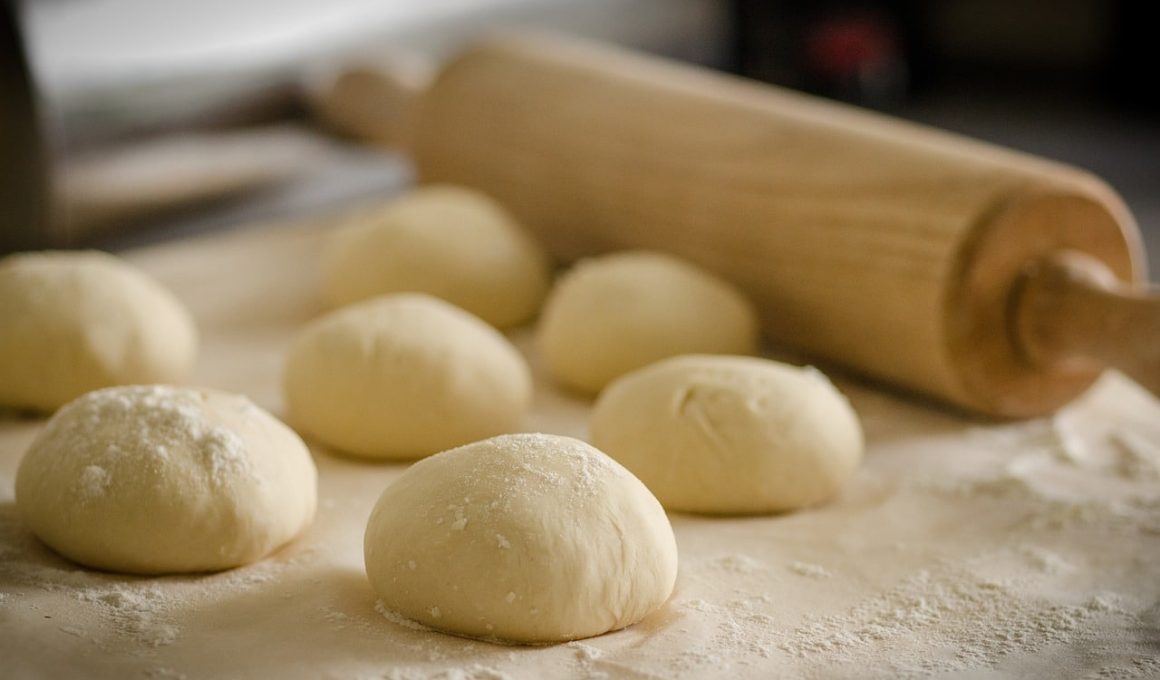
[[322, 185, 551, 328], [15, 385, 317, 574], [0, 251, 198, 412], [536, 251, 759, 395], [283, 293, 532, 459], [590, 355, 863, 514], [364, 433, 678, 644]]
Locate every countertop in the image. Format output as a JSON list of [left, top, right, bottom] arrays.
[[2, 216, 1159, 679]]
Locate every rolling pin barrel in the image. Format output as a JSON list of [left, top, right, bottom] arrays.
[[320, 34, 1155, 417]]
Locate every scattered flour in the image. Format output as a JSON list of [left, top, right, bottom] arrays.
[[75, 583, 180, 647], [1049, 413, 1087, 464], [379, 665, 511, 680], [787, 562, 832, 579], [36, 385, 258, 498], [704, 554, 764, 574], [375, 600, 432, 633], [567, 641, 610, 679], [1110, 430, 1160, 480], [1017, 546, 1075, 576], [1085, 655, 1160, 679], [3, 374, 1159, 678], [912, 428, 1160, 534], [568, 641, 604, 663], [0, 504, 308, 654], [75, 465, 111, 500], [670, 596, 780, 674], [143, 668, 188, 680], [323, 607, 351, 627], [778, 565, 1122, 676]]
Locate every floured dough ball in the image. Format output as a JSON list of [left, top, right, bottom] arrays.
[[323, 185, 551, 328], [590, 355, 863, 514], [0, 251, 197, 412], [15, 385, 317, 574], [284, 293, 532, 459], [364, 433, 677, 644], [537, 251, 759, 395]]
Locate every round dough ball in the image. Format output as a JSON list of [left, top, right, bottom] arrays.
[[323, 185, 551, 328], [284, 293, 532, 459], [15, 385, 317, 574], [590, 355, 863, 514], [0, 251, 198, 412], [364, 433, 677, 644], [537, 251, 759, 395]]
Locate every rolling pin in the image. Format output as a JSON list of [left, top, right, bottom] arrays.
[[308, 33, 1160, 418]]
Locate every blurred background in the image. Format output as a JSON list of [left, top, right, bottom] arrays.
[[2, 0, 1157, 274]]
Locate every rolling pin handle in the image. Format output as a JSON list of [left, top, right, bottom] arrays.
[[1014, 250, 1160, 397], [301, 51, 433, 149]]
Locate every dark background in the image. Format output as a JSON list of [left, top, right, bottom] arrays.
[[732, 0, 1159, 275], [4, 0, 1157, 274]]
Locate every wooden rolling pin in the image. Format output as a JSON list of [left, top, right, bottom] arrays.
[[308, 33, 1160, 418]]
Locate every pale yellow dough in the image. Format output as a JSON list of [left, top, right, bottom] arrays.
[[536, 251, 759, 395], [363, 433, 678, 644], [322, 185, 551, 328], [15, 385, 317, 574], [590, 355, 863, 514], [0, 251, 197, 412], [283, 293, 532, 459]]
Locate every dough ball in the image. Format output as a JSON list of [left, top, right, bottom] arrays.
[[537, 251, 759, 395], [283, 293, 532, 459], [0, 251, 198, 412], [364, 433, 677, 644], [15, 385, 317, 574], [323, 185, 551, 328], [590, 355, 863, 514]]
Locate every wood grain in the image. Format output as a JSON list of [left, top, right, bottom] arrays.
[[1015, 250, 1160, 397], [407, 34, 1146, 417]]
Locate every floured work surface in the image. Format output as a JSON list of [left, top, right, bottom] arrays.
[[2, 221, 1159, 679]]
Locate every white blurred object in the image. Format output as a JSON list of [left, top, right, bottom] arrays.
[[60, 126, 329, 240], [24, 0, 729, 142]]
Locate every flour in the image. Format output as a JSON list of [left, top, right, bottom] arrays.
[[913, 425, 1160, 535], [3, 337, 1159, 679], [0, 499, 306, 651], [703, 554, 764, 574], [506, 432, 612, 500], [75, 465, 111, 500], [448, 506, 469, 532], [778, 564, 1120, 675], [567, 641, 609, 679], [667, 596, 779, 675], [1086, 655, 1160, 679], [787, 561, 832, 579], [198, 427, 250, 487], [324, 607, 351, 627], [568, 640, 604, 663], [376, 600, 433, 633], [1017, 545, 1075, 575], [143, 667, 188, 680], [76, 584, 180, 647], [1110, 430, 1160, 480], [37, 385, 258, 491], [1049, 413, 1087, 463], [641, 408, 1160, 678], [379, 666, 512, 680]]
